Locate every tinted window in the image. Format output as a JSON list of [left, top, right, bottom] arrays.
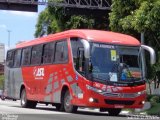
[[55, 40, 68, 63], [21, 47, 31, 66], [6, 51, 14, 67], [71, 38, 84, 73], [120, 55, 138, 68], [31, 45, 43, 65], [13, 49, 21, 67], [42, 42, 55, 64]]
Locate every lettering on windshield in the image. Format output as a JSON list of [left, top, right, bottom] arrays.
[[93, 43, 115, 49]]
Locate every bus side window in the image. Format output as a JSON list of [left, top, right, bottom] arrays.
[[31, 45, 43, 65], [13, 49, 22, 68], [21, 47, 31, 66], [42, 42, 55, 64], [6, 51, 14, 68], [54, 40, 68, 63]]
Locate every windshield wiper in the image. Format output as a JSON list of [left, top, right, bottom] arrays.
[[91, 74, 109, 82]]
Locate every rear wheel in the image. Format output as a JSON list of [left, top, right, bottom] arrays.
[[55, 103, 64, 111], [63, 90, 77, 113], [100, 108, 108, 112], [107, 108, 121, 116], [1, 96, 5, 101], [20, 89, 37, 108]]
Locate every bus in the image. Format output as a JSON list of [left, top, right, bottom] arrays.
[[4, 29, 156, 115]]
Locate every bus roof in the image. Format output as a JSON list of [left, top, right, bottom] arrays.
[[16, 29, 140, 48]]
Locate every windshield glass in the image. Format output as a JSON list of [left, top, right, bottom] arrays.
[[90, 43, 142, 83]]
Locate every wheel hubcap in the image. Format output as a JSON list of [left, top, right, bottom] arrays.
[[65, 95, 70, 107]]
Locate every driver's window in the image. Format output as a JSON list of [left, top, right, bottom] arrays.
[[77, 48, 85, 73], [71, 38, 85, 75]]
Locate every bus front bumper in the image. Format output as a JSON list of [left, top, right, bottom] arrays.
[[74, 90, 146, 109]]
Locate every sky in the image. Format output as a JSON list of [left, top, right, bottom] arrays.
[[0, 6, 46, 50]]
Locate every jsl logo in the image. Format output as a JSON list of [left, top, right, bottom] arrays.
[[33, 67, 44, 78]]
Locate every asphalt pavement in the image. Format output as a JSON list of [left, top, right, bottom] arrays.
[[0, 99, 159, 120]]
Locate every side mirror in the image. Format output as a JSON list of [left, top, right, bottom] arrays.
[[141, 45, 156, 65]]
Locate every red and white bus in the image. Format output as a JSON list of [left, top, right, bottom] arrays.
[[4, 30, 155, 115]]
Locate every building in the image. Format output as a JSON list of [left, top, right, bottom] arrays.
[[0, 43, 5, 64]]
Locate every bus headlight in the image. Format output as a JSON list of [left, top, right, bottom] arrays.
[[86, 85, 103, 93], [137, 90, 146, 95]]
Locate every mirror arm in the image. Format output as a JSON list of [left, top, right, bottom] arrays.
[[141, 45, 156, 65]]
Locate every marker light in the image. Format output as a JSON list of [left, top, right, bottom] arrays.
[[89, 98, 94, 102], [142, 101, 145, 104]]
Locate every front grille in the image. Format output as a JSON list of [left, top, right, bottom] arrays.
[[122, 93, 137, 98], [102, 92, 119, 97], [105, 99, 135, 105], [101, 92, 138, 98]]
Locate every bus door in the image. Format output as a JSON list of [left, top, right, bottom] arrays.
[[70, 38, 88, 101], [77, 47, 85, 75]]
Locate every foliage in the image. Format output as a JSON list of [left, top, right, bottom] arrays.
[[109, 0, 160, 79], [150, 96, 160, 106], [34, 7, 94, 37], [146, 94, 155, 101], [141, 95, 160, 115], [0, 75, 4, 90], [35, 0, 108, 37], [145, 103, 160, 115]]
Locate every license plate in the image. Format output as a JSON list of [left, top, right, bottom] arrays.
[[114, 105, 124, 108]]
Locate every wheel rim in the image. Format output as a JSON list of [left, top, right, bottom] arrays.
[[65, 95, 70, 106], [21, 90, 26, 105], [64, 92, 71, 110]]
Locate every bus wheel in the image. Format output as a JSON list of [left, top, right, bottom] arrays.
[[99, 108, 107, 112], [1, 96, 5, 101], [20, 89, 37, 108], [63, 90, 77, 113], [55, 103, 64, 111], [107, 108, 121, 116]]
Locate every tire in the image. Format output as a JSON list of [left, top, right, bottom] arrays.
[[20, 89, 37, 108], [99, 108, 108, 112], [55, 103, 64, 111], [1, 96, 5, 101], [63, 90, 77, 113], [107, 108, 121, 116]]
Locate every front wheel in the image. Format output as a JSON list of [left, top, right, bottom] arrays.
[[20, 89, 37, 108], [63, 90, 77, 113], [107, 108, 121, 116]]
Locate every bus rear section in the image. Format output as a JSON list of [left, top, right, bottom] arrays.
[[4, 30, 156, 116]]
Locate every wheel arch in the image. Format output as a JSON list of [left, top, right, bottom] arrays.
[[20, 84, 25, 98], [60, 84, 71, 103]]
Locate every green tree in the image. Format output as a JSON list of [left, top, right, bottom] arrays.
[[34, 6, 95, 37], [35, 0, 109, 37]]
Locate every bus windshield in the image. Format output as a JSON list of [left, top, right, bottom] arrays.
[[90, 43, 142, 83]]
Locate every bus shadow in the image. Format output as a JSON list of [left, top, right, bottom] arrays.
[[12, 105, 128, 117], [36, 106, 127, 117], [74, 111, 127, 117]]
